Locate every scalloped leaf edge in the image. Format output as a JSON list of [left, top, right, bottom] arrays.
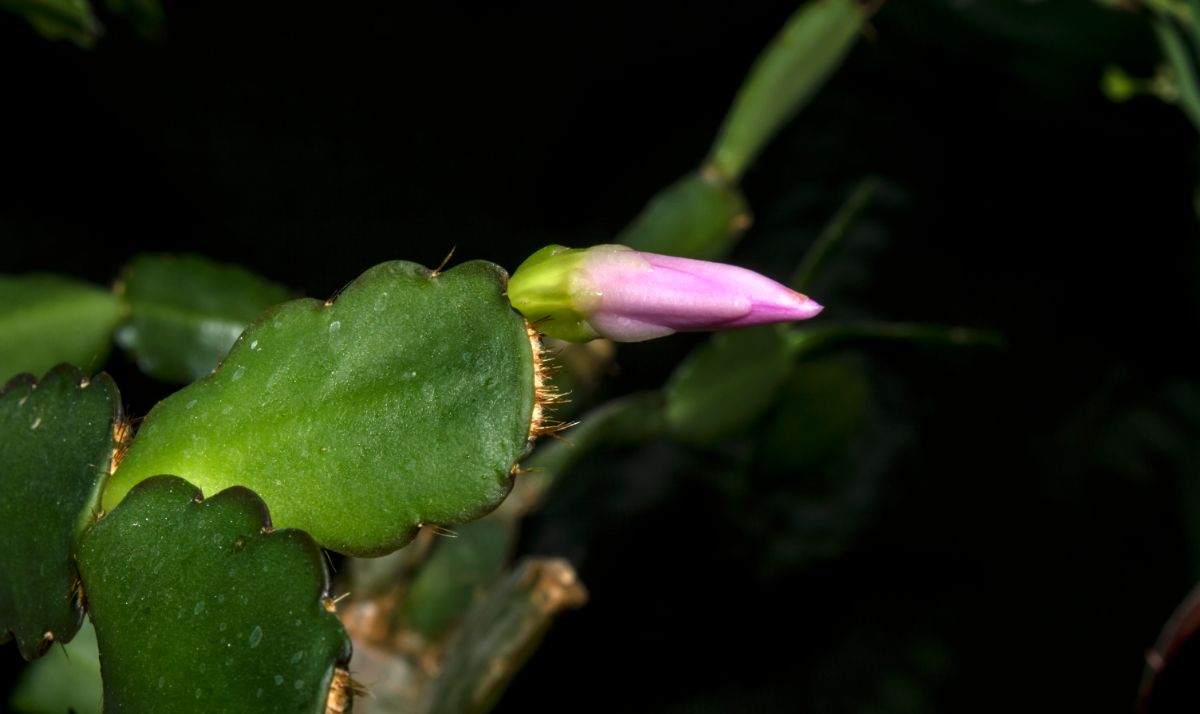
[[0, 363, 125, 659]]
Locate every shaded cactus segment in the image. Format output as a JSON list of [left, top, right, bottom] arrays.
[[114, 254, 292, 384], [103, 260, 536, 556], [708, 0, 863, 181], [665, 326, 793, 444], [77, 476, 352, 714], [9, 618, 102, 714], [617, 170, 750, 261], [398, 519, 515, 640], [0, 0, 101, 48], [0, 275, 126, 381], [755, 358, 867, 473], [0, 365, 121, 660], [424, 558, 587, 714]]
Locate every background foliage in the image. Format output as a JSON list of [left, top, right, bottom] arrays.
[[2, 1, 1199, 711]]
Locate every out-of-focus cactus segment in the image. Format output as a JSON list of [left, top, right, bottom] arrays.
[[618, 170, 750, 261], [398, 519, 514, 640], [9, 619, 102, 714], [709, 0, 863, 182], [0, 275, 126, 382], [424, 558, 587, 714], [114, 254, 291, 384], [665, 326, 794, 444]]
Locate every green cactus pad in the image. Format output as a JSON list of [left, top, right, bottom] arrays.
[[617, 171, 749, 262], [114, 254, 292, 384], [103, 260, 535, 556], [399, 518, 513, 639], [0, 275, 126, 382], [78, 476, 351, 714], [756, 359, 866, 473], [665, 326, 793, 444], [709, 0, 862, 181], [0, 365, 122, 659]]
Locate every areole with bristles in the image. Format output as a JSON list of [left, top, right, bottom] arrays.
[[525, 320, 575, 443]]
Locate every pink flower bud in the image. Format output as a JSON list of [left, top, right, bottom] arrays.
[[507, 245, 822, 343]]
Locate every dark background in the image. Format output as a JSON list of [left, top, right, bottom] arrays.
[[4, 1, 1200, 711]]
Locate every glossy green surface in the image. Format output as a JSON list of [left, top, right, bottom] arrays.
[[114, 254, 291, 383], [0, 366, 120, 659], [78, 476, 351, 714], [104, 260, 535, 556], [0, 275, 126, 382]]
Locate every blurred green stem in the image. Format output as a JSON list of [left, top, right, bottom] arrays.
[[0, 0, 100, 47], [422, 558, 587, 714], [789, 176, 881, 292], [1153, 17, 1200, 131], [1144, 0, 1192, 24], [1186, 0, 1200, 54], [502, 392, 666, 517], [708, 0, 863, 180], [787, 321, 1006, 355]]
